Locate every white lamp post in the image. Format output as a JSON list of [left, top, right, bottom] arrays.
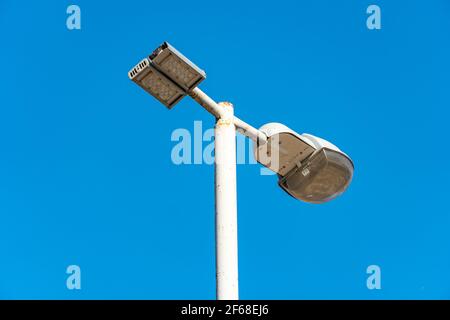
[[128, 42, 354, 300]]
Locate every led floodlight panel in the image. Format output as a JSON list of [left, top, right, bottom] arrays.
[[128, 42, 206, 109], [150, 42, 206, 92]]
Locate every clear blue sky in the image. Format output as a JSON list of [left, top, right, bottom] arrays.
[[0, 0, 449, 299]]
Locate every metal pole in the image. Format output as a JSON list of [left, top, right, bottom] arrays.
[[215, 101, 239, 300], [189, 87, 225, 119], [233, 116, 267, 144], [188, 88, 263, 300], [189, 88, 267, 143]]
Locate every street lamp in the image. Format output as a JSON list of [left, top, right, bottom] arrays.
[[254, 123, 353, 203], [128, 42, 354, 300]]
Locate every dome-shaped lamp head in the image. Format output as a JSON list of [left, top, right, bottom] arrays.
[[254, 123, 353, 204]]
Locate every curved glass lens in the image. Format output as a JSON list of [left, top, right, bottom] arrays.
[[278, 148, 353, 203]]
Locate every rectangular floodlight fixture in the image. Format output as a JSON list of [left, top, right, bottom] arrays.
[[128, 42, 206, 109], [128, 58, 185, 109], [149, 42, 206, 92]]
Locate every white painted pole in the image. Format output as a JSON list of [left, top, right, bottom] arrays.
[[233, 116, 267, 144], [215, 102, 239, 300]]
